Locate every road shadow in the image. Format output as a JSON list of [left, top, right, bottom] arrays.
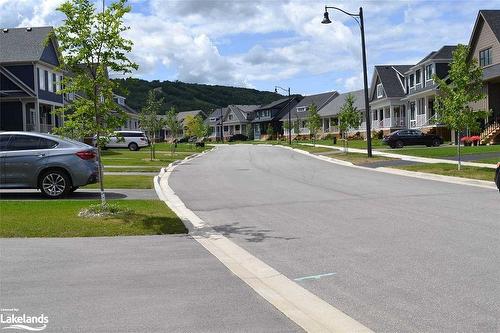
[[0, 191, 127, 200], [192, 222, 297, 243]]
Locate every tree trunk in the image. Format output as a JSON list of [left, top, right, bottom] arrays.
[[96, 135, 106, 206], [457, 131, 462, 171]]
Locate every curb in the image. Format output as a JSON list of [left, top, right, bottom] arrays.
[[154, 147, 373, 333]]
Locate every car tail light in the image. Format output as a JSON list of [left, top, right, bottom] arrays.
[[76, 150, 96, 160]]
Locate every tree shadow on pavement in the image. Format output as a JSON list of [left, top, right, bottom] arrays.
[[199, 222, 298, 243]]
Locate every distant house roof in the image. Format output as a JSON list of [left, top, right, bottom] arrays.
[[371, 65, 412, 99], [206, 105, 257, 125], [258, 97, 291, 110], [281, 91, 338, 120], [318, 89, 365, 117], [176, 110, 206, 123], [409, 45, 457, 70], [0, 27, 58, 64]]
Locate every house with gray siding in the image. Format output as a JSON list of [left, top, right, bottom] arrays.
[[401, 45, 457, 140], [280, 91, 338, 136], [318, 89, 365, 136], [0, 27, 65, 132], [369, 65, 412, 134], [252, 96, 300, 139], [207, 105, 259, 140], [467, 10, 500, 144]]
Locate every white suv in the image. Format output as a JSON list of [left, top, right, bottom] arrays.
[[97, 131, 150, 151]]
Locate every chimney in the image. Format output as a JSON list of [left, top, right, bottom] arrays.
[[26, 27, 32, 32]]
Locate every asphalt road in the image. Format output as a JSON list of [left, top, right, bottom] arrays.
[[169, 144, 500, 333], [0, 235, 300, 332]]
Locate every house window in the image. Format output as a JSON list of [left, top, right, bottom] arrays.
[[297, 107, 307, 113], [52, 73, 57, 92], [228, 114, 233, 120], [56, 75, 61, 91], [425, 64, 433, 81], [209, 117, 217, 122], [44, 70, 49, 90], [38, 69, 45, 90], [235, 125, 240, 131], [376, 83, 384, 98], [415, 69, 421, 85], [479, 47, 492, 67], [223, 126, 228, 132], [373, 110, 378, 120], [409, 74, 415, 87], [47, 72, 53, 92]]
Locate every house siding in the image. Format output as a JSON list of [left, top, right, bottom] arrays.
[[471, 19, 500, 67], [40, 41, 60, 67]]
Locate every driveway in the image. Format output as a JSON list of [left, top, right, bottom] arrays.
[[0, 235, 300, 332], [169, 145, 500, 333]]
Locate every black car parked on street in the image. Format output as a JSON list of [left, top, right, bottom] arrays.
[[495, 162, 500, 192], [383, 129, 443, 148]]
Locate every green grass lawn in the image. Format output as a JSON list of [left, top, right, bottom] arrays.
[[104, 166, 163, 172], [86, 175, 154, 189], [473, 157, 500, 164], [384, 144, 500, 158], [322, 152, 394, 165], [393, 163, 496, 182], [301, 139, 387, 149], [0, 200, 187, 237], [289, 144, 334, 154], [101, 149, 194, 167]]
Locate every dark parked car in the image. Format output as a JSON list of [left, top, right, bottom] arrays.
[[495, 162, 500, 192], [0, 132, 99, 198], [228, 134, 248, 142], [383, 129, 443, 148]]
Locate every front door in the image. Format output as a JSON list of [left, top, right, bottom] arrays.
[[254, 124, 261, 139]]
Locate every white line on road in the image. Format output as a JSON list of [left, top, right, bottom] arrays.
[[294, 273, 336, 282], [154, 148, 373, 333]]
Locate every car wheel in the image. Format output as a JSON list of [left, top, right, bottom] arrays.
[[128, 142, 139, 151], [395, 140, 404, 148], [432, 139, 441, 147], [39, 170, 71, 199]]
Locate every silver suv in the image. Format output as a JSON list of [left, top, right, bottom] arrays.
[[0, 132, 99, 198]]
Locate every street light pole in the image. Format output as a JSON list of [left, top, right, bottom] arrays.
[[321, 6, 373, 157], [275, 86, 292, 145]]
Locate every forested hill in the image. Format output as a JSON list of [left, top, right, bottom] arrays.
[[113, 78, 284, 113]]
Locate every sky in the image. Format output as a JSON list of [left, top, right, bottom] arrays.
[[1, 0, 499, 95]]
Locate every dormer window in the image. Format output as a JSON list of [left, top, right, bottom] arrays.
[[209, 117, 217, 122], [425, 64, 433, 81], [479, 47, 492, 67], [228, 114, 233, 120], [376, 83, 384, 98], [297, 106, 307, 113]]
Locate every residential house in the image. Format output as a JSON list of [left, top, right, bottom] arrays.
[[113, 94, 140, 131], [207, 105, 259, 140], [0, 26, 66, 132], [252, 96, 300, 139], [401, 45, 457, 140], [318, 89, 365, 137], [467, 10, 500, 144], [160, 109, 207, 139], [280, 91, 338, 136], [369, 65, 412, 134]]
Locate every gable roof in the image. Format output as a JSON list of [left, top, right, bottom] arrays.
[[295, 91, 338, 110], [318, 89, 365, 117], [176, 110, 206, 122], [480, 10, 500, 42], [0, 27, 57, 64], [409, 45, 457, 70], [258, 97, 292, 110], [467, 10, 500, 61], [371, 65, 411, 99]]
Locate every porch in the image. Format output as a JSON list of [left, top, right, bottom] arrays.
[[0, 99, 62, 133]]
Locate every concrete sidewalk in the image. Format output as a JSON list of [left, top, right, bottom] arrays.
[[300, 143, 498, 169]]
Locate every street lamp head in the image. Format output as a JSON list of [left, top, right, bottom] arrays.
[[321, 11, 332, 24], [274, 87, 278, 93]]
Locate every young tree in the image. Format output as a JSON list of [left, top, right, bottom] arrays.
[[185, 115, 209, 139], [293, 116, 301, 140], [246, 123, 254, 140], [433, 44, 489, 170], [338, 93, 362, 153], [266, 123, 274, 140], [139, 90, 165, 161], [52, 0, 138, 206], [283, 120, 290, 143], [164, 106, 180, 154], [307, 103, 321, 144]]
